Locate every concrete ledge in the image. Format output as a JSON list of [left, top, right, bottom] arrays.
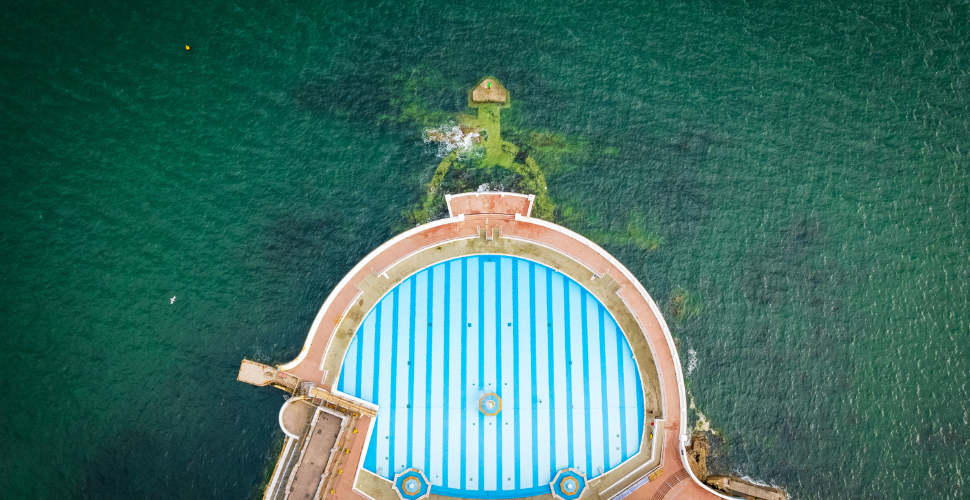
[[279, 398, 316, 439]]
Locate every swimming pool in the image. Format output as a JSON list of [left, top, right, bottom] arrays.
[[336, 255, 645, 498]]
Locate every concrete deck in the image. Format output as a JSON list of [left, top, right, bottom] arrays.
[[270, 192, 733, 500], [470, 78, 508, 104], [239, 359, 299, 391], [284, 409, 344, 500], [445, 192, 534, 217], [280, 399, 316, 439]]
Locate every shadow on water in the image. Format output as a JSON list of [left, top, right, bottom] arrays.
[[743, 215, 828, 307], [76, 429, 185, 500], [295, 76, 389, 122], [74, 398, 281, 500], [552, 122, 718, 254], [264, 210, 394, 286], [716, 212, 877, 492], [293, 65, 470, 125], [256, 199, 411, 363], [670, 127, 720, 156]]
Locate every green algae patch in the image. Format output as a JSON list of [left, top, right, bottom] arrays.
[[393, 73, 554, 223], [380, 68, 464, 127], [254, 434, 288, 500], [502, 128, 591, 177], [385, 70, 617, 225], [668, 286, 703, 325], [601, 214, 664, 252], [557, 205, 664, 252]]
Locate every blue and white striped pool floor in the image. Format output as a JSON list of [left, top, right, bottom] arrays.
[[336, 256, 645, 498]]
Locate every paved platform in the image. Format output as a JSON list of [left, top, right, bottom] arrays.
[[280, 398, 316, 438], [284, 409, 344, 500], [445, 192, 533, 217]]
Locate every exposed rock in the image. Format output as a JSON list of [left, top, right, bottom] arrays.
[[685, 431, 709, 480]]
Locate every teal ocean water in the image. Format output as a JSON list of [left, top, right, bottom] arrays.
[[1, 0, 967, 498]]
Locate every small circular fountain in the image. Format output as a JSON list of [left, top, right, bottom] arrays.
[[562, 478, 577, 493], [392, 468, 431, 500], [478, 393, 502, 416], [550, 468, 587, 500]]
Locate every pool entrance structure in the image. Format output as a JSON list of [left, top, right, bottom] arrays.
[[238, 191, 735, 500]]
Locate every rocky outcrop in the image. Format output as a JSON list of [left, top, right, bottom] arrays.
[[685, 431, 709, 480], [686, 430, 788, 500]]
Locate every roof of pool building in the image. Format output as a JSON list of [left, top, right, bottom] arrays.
[[238, 191, 734, 500]]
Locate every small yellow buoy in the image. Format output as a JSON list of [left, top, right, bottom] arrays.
[[185, 45, 191, 51]]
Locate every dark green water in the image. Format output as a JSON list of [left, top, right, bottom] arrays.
[[2, 0, 967, 498]]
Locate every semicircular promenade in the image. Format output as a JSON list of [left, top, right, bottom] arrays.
[[278, 192, 731, 500]]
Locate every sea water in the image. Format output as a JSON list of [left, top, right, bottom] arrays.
[[1, 0, 967, 498]]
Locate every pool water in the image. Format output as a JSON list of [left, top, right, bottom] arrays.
[[337, 256, 645, 498]]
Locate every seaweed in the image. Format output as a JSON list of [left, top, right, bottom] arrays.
[[668, 286, 703, 325], [502, 128, 591, 176], [384, 70, 557, 223], [556, 205, 664, 253], [362, 66, 624, 227], [379, 67, 463, 127]]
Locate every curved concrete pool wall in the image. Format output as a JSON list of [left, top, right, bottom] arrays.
[[277, 192, 734, 500], [336, 254, 648, 498]]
